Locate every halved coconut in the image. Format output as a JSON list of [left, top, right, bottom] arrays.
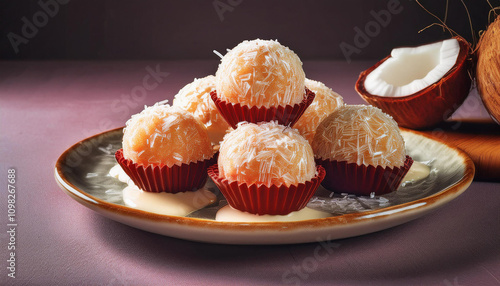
[[356, 37, 471, 129]]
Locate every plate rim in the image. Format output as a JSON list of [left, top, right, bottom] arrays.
[[54, 127, 475, 233]]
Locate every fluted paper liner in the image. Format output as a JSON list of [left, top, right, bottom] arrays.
[[208, 164, 326, 215], [115, 149, 215, 193], [315, 155, 413, 196], [210, 88, 315, 129]]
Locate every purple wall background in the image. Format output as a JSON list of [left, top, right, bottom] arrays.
[[0, 0, 497, 60]]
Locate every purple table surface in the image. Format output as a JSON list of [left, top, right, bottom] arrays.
[[1, 60, 499, 286]]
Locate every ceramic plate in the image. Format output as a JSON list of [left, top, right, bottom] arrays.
[[55, 128, 474, 244]]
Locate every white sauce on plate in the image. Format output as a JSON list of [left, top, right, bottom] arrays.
[[109, 164, 216, 217], [109, 161, 430, 219], [403, 161, 431, 183], [215, 205, 331, 222], [123, 186, 216, 217], [109, 164, 133, 185]]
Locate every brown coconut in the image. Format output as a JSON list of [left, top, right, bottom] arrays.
[[476, 15, 500, 124]]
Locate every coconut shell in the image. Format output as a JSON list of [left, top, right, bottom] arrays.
[[476, 15, 500, 125], [356, 37, 472, 129]]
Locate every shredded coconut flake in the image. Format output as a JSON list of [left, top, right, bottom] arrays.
[[172, 75, 230, 145], [215, 39, 306, 108], [122, 104, 213, 167], [294, 79, 344, 144], [218, 121, 316, 187], [312, 105, 406, 168]]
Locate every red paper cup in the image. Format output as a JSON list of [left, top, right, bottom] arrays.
[[210, 88, 315, 129], [208, 164, 326, 215], [315, 156, 413, 196], [115, 149, 215, 193]]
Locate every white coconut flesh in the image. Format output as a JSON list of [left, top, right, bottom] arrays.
[[364, 38, 460, 97]]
